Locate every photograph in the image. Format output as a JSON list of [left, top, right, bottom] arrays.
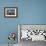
[[4, 7, 18, 18]]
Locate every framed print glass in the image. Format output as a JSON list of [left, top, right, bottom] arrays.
[[4, 7, 18, 18]]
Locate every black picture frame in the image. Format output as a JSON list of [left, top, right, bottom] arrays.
[[4, 7, 18, 18]]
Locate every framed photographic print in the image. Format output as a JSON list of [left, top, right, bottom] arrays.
[[4, 7, 18, 18]]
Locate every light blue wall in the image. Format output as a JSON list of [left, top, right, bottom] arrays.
[[0, 0, 46, 44]]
